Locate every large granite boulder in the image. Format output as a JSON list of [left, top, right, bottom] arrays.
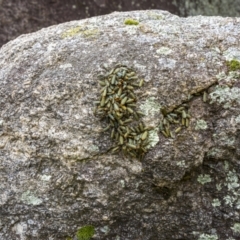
[[0, 10, 240, 240]]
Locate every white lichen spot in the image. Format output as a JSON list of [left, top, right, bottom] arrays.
[[59, 63, 73, 69], [147, 128, 159, 148], [212, 198, 221, 207], [100, 225, 110, 234], [40, 175, 52, 181], [231, 223, 240, 233], [216, 183, 222, 191], [120, 180, 125, 188], [130, 162, 142, 173], [223, 195, 236, 207], [197, 174, 211, 185], [216, 72, 226, 80], [156, 47, 173, 55], [226, 171, 239, 191], [158, 58, 176, 69], [235, 115, 240, 124], [139, 97, 161, 116], [88, 144, 99, 153], [47, 43, 57, 52], [224, 161, 229, 171], [21, 191, 42, 205], [213, 47, 221, 53], [176, 160, 186, 167], [207, 148, 221, 157], [133, 62, 147, 73], [221, 165, 240, 207], [195, 119, 208, 130], [236, 199, 240, 209], [198, 233, 218, 240], [13, 222, 28, 239]]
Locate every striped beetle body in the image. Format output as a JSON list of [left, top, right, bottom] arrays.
[[159, 89, 211, 138], [95, 64, 149, 159]]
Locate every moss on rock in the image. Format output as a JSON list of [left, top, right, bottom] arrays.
[[226, 59, 240, 71], [124, 18, 139, 25]]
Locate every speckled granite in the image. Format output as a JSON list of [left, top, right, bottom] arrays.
[[0, 10, 240, 240]]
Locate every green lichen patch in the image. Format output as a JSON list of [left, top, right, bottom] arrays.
[[231, 223, 240, 233], [216, 71, 240, 85], [124, 18, 139, 25], [81, 28, 99, 38], [176, 160, 186, 168], [197, 174, 211, 185], [215, 161, 240, 209], [76, 225, 95, 240], [224, 195, 236, 207], [88, 144, 99, 153], [209, 85, 240, 108], [21, 190, 43, 205], [235, 115, 240, 124], [195, 119, 208, 130], [140, 97, 161, 116], [40, 175, 51, 181], [156, 47, 173, 55], [226, 171, 239, 191], [147, 128, 159, 148], [198, 233, 218, 240], [147, 12, 164, 20], [227, 59, 240, 71], [223, 170, 240, 208], [62, 26, 82, 38], [216, 183, 222, 191], [207, 147, 222, 158], [100, 225, 110, 234], [212, 198, 221, 207], [62, 26, 99, 38]]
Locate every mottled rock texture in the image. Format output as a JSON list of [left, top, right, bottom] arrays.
[[0, 10, 240, 240]]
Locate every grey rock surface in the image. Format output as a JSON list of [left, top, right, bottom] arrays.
[[0, 10, 240, 240]]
